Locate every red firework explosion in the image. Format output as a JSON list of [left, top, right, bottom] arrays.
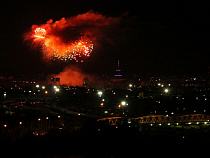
[[24, 11, 120, 62]]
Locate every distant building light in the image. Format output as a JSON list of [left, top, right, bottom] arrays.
[[42, 86, 45, 89], [36, 85, 39, 88], [104, 111, 108, 114], [98, 91, 102, 97], [129, 84, 133, 87], [121, 101, 126, 106], [114, 75, 122, 77], [100, 103, 104, 107], [45, 91, 48, 94], [164, 89, 169, 93], [55, 88, 59, 92], [98, 91, 102, 95]]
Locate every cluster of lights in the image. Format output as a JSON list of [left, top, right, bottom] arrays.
[[53, 86, 60, 92]]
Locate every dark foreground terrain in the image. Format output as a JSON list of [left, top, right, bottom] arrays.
[[2, 118, 210, 158]]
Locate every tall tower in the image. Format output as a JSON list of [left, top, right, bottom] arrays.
[[111, 60, 126, 89], [113, 60, 123, 78]]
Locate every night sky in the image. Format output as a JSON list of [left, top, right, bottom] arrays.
[[0, 0, 209, 78]]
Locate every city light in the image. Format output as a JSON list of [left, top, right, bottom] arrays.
[[55, 88, 60, 92], [121, 101, 128, 106], [164, 88, 169, 93], [98, 91, 103, 97]]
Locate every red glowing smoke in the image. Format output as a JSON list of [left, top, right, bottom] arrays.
[[54, 66, 86, 86]]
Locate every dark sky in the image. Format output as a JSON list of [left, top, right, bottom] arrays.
[[0, 0, 209, 78]]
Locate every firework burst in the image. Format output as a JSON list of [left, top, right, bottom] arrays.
[[24, 11, 120, 62]]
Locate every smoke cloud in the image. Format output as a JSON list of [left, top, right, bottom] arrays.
[[54, 66, 87, 86]]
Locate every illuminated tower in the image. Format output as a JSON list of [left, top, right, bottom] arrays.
[[111, 60, 126, 89], [113, 60, 123, 79]]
